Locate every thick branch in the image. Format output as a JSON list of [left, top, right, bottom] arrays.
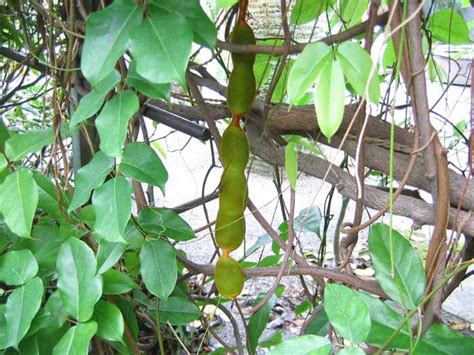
[[177, 254, 387, 298], [245, 119, 474, 236]]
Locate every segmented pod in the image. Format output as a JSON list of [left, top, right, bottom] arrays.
[[215, 254, 244, 299], [214, 5, 256, 299], [227, 64, 256, 117], [230, 20, 256, 65]]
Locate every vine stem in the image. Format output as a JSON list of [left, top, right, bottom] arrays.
[[155, 299, 165, 355]]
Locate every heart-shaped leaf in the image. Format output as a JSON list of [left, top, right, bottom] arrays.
[[287, 42, 330, 104], [81, 0, 142, 85], [92, 176, 133, 243], [158, 297, 201, 325], [4, 277, 43, 349], [127, 61, 170, 101], [0, 168, 38, 238], [92, 300, 125, 343], [337, 42, 380, 103], [68, 151, 115, 212], [96, 90, 139, 158], [139, 239, 177, 300], [314, 56, 345, 141], [52, 321, 97, 355], [0, 250, 38, 286], [4, 128, 54, 161], [369, 223, 426, 309], [130, 7, 193, 87], [138, 208, 195, 241], [56, 238, 102, 322], [324, 284, 371, 343], [120, 142, 168, 193], [269, 335, 331, 355], [70, 70, 121, 127]]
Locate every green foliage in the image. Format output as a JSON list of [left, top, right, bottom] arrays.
[[139, 239, 177, 300], [428, 9, 472, 45], [120, 142, 168, 193], [52, 322, 98, 355], [138, 207, 195, 241], [369, 223, 426, 309], [269, 334, 331, 354], [81, 0, 142, 85], [248, 294, 277, 353], [70, 70, 122, 127], [0, 249, 38, 285], [157, 297, 201, 325], [0, 168, 38, 238], [0, 0, 471, 353], [96, 90, 139, 157], [56, 238, 102, 322], [4, 128, 54, 161], [68, 151, 115, 212], [291, 0, 329, 25], [92, 176, 134, 243], [324, 284, 371, 343]]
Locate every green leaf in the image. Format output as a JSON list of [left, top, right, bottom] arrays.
[[4, 128, 54, 162], [130, 6, 193, 86], [102, 269, 137, 295], [56, 238, 102, 322], [115, 295, 139, 341], [68, 151, 115, 212], [290, 0, 326, 25], [216, 0, 238, 9], [295, 299, 312, 316], [139, 239, 177, 300], [96, 90, 139, 158], [96, 241, 128, 275], [338, 348, 365, 355], [337, 42, 380, 103], [340, 0, 369, 27], [285, 141, 298, 190], [428, 9, 472, 45], [138, 208, 195, 241], [92, 176, 133, 243], [413, 322, 474, 355], [127, 61, 170, 100], [4, 277, 43, 349], [287, 42, 330, 104], [0, 168, 38, 238], [92, 300, 125, 343], [314, 56, 345, 141], [269, 335, 331, 355], [259, 331, 283, 348], [24, 224, 66, 273], [152, 0, 217, 48], [358, 292, 411, 350], [294, 206, 322, 236], [81, 0, 142, 85], [0, 153, 6, 172], [120, 142, 168, 192], [52, 322, 97, 355], [43, 291, 68, 331], [158, 297, 201, 325], [324, 284, 371, 343], [305, 309, 330, 336], [70, 70, 121, 127], [248, 294, 277, 353], [0, 249, 38, 286], [33, 171, 68, 222], [369, 223, 426, 309]]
